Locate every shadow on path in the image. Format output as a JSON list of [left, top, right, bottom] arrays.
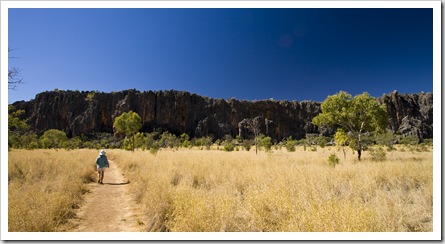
[[103, 182, 130, 186]]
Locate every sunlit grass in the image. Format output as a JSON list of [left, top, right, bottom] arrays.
[[8, 149, 97, 232], [111, 145, 433, 232], [8, 146, 432, 232]]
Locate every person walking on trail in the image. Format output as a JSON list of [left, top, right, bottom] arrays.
[[96, 150, 109, 184]]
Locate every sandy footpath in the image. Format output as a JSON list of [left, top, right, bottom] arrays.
[[59, 160, 144, 232]]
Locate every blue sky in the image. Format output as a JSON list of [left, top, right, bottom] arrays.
[[8, 7, 433, 103]]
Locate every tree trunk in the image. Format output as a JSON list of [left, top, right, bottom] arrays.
[[357, 133, 362, 161], [357, 140, 362, 161]]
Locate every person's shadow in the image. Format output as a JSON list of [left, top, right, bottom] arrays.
[[104, 181, 130, 185]]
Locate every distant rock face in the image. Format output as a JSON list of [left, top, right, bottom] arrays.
[[11, 89, 433, 141], [377, 90, 433, 140]]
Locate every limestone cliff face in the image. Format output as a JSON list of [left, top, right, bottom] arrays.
[[377, 90, 433, 139], [11, 89, 433, 140]]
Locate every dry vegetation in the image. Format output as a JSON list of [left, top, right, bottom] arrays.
[[8, 149, 97, 232], [112, 145, 433, 232], [8, 146, 433, 232]]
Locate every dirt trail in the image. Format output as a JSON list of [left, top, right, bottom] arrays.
[[61, 160, 144, 232]]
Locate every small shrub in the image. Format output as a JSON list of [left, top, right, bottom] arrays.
[[260, 136, 272, 152], [416, 144, 429, 152], [242, 140, 252, 151], [370, 147, 387, 162], [149, 147, 159, 155], [223, 141, 234, 152], [284, 137, 297, 152], [399, 135, 419, 145], [214, 139, 221, 146], [315, 136, 330, 148], [328, 154, 340, 168]]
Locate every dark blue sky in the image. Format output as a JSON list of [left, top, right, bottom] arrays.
[[8, 8, 433, 103]]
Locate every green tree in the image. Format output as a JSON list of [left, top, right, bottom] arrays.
[[40, 129, 68, 149], [8, 105, 27, 132], [312, 91, 387, 161], [8, 105, 28, 148], [113, 111, 142, 152]]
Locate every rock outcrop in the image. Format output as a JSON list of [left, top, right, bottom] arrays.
[[11, 89, 433, 141], [377, 90, 433, 140]]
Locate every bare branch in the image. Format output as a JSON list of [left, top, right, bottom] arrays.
[[8, 48, 23, 89]]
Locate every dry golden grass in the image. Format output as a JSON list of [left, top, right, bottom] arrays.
[[8, 149, 97, 232], [111, 145, 433, 232], [8, 146, 433, 232]]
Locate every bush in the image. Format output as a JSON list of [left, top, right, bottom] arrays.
[[242, 140, 252, 151], [223, 142, 235, 152], [193, 136, 212, 150], [414, 144, 429, 152], [260, 136, 272, 152], [328, 154, 340, 168], [39, 129, 68, 149], [180, 133, 191, 148], [160, 132, 180, 149], [315, 136, 330, 148], [150, 147, 160, 155], [369, 147, 387, 162], [284, 137, 297, 152], [399, 134, 419, 145]]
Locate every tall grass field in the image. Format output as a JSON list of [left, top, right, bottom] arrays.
[[8, 146, 432, 232], [113, 146, 433, 232], [8, 149, 97, 232]]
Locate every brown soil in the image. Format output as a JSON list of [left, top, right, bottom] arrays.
[[59, 160, 145, 232]]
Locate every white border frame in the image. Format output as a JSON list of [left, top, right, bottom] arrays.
[[1, 1, 441, 241]]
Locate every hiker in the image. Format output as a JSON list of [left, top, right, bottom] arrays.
[[96, 150, 109, 184]]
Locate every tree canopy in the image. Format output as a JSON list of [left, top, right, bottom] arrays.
[[113, 111, 142, 151], [312, 91, 387, 160]]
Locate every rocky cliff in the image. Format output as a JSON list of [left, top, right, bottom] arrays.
[[11, 89, 433, 141], [378, 91, 433, 140]]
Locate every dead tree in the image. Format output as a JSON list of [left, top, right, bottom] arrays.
[[8, 48, 23, 90], [238, 116, 263, 155]]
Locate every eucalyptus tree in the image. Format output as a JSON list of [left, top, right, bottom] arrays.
[[313, 91, 387, 161], [113, 111, 142, 152]]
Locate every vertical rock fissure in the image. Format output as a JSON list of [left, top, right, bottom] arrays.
[[154, 91, 158, 124]]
